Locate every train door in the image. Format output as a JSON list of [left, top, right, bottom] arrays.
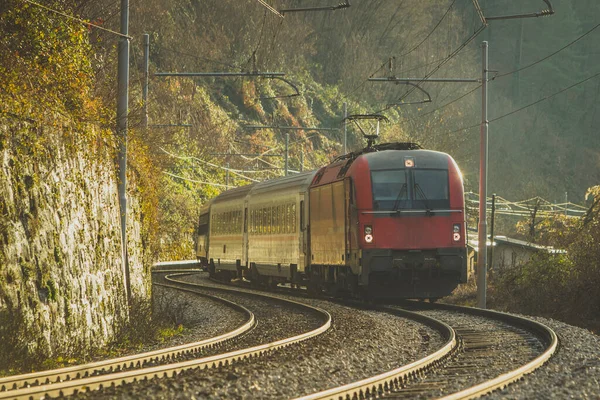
[[242, 203, 249, 268], [299, 196, 307, 271], [345, 178, 360, 274]]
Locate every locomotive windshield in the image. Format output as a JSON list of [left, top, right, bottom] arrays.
[[372, 169, 449, 210]]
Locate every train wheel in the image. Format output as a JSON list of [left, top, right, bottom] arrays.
[[429, 297, 439, 303]]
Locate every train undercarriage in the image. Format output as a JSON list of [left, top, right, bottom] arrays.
[[206, 246, 466, 301]]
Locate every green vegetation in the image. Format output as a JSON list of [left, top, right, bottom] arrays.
[[492, 186, 600, 332]]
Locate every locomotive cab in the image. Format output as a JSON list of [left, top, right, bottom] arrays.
[[308, 144, 467, 300]]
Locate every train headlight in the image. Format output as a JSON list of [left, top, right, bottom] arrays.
[[364, 225, 373, 242], [453, 223, 461, 242]]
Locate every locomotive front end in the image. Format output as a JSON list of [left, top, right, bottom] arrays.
[[352, 149, 467, 300]]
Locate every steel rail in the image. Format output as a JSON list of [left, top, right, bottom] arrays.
[[294, 303, 557, 400], [2, 273, 332, 400], [431, 303, 559, 400], [295, 307, 457, 400], [0, 286, 255, 393], [183, 270, 558, 399]]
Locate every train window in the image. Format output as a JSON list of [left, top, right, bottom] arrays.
[[267, 207, 272, 234], [371, 169, 408, 210], [255, 210, 258, 234], [284, 204, 290, 233], [412, 169, 449, 209], [232, 211, 236, 234], [300, 201, 305, 231], [275, 205, 281, 234], [291, 203, 297, 233], [249, 210, 253, 234]]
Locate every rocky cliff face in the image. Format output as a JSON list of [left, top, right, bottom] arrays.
[[0, 118, 147, 364]]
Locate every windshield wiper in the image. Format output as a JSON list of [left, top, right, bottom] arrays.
[[392, 183, 408, 211], [414, 183, 433, 215]]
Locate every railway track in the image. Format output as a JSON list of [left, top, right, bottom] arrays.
[[0, 272, 332, 400], [295, 302, 557, 400], [192, 271, 558, 400]]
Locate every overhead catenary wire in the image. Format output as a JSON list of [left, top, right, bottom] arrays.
[[408, 84, 481, 121], [494, 22, 600, 79], [371, 22, 487, 115], [349, 1, 460, 99], [398, 0, 458, 58], [22, 0, 132, 39], [163, 171, 236, 189], [436, 69, 600, 137], [159, 147, 262, 182], [256, 0, 284, 18], [395, 23, 487, 105]]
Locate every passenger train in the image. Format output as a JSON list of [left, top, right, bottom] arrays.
[[196, 143, 467, 300]]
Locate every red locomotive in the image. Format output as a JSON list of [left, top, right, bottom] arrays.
[[197, 142, 467, 300]]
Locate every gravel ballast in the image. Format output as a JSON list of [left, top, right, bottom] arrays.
[[486, 315, 600, 399], [76, 272, 445, 399], [78, 271, 600, 399]]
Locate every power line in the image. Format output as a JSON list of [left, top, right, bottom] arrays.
[[398, 0, 458, 58], [256, 0, 284, 18], [396, 24, 486, 105], [163, 171, 236, 189], [490, 70, 600, 123], [436, 69, 600, 136], [350, 1, 459, 99], [495, 22, 600, 79], [411, 84, 481, 120], [22, 0, 132, 39], [371, 23, 486, 114]]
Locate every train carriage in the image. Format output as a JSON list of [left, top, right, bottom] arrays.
[[207, 184, 254, 278], [195, 201, 212, 268], [202, 142, 467, 300], [246, 171, 316, 284]]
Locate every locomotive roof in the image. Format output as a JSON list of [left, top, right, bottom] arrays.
[[362, 149, 451, 170]]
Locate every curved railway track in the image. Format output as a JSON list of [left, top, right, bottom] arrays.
[[196, 269, 558, 400], [0, 272, 332, 400], [295, 302, 557, 400]]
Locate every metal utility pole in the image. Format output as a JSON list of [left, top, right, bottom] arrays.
[[143, 33, 149, 128], [477, 41, 489, 309], [300, 151, 304, 172], [489, 193, 496, 273], [117, 0, 131, 305], [285, 132, 289, 176], [343, 102, 348, 154]]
